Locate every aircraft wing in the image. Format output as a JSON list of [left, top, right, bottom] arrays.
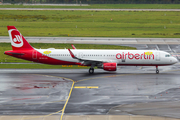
[[68, 49, 109, 65], [76, 57, 108, 63]]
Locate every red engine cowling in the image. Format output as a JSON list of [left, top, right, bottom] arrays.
[[103, 63, 117, 71]]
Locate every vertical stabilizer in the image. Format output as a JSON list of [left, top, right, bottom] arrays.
[[7, 26, 34, 50]]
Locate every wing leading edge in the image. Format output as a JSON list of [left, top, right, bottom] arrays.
[[68, 49, 109, 65]]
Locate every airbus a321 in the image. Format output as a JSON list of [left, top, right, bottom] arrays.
[[4, 26, 178, 74]]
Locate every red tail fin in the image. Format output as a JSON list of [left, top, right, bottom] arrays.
[[7, 26, 34, 50]]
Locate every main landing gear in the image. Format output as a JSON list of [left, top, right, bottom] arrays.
[[156, 66, 159, 74], [89, 68, 94, 74]]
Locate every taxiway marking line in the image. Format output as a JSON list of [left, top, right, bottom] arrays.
[[30, 74, 75, 120], [74, 86, 86, 88], [87, 86, 98, 88], [33, 74, 75, 120], [74, 86, 99, 89], [60, 80, 74, 120]]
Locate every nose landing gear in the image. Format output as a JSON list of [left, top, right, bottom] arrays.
[[156, 66, 159, 74]]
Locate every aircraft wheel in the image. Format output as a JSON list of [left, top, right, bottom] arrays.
[[156, 70, 159, 74], [89, 68, 94, 74]]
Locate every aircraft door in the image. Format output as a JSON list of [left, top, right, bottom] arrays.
[[156, 51, 160, 61], [32, 50, 37, 59]]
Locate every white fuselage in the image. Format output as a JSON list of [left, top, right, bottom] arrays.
[[36, 49, 178, 66]]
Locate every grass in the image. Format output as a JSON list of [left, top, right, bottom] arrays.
[[0, 4, 180, 9], [0, 10, 180, 38], [0, 64, 91, 69], [0, 43, 136, 63]]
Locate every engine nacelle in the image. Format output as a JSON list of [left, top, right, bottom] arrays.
[[103, 63, 117, 71]]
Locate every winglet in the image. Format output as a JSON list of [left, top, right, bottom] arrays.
[[71, 44, 76, 49], [68, 49, 76, 59]]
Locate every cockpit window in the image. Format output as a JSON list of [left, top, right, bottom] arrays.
[[165, 54, 171, 57]]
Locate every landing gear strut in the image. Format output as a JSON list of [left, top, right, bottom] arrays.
[[89, 68, 94, 74], [156, 66, 159, 74]]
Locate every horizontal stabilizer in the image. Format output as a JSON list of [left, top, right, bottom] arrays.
[[4, 52, 24, 55]]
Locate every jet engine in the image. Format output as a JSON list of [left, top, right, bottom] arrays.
[[98, 63, 117, 71]]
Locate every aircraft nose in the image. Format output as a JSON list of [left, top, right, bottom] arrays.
[[172, 57, 178, 64]]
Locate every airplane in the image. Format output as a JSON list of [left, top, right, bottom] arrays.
[[4, 26, 178, 74]]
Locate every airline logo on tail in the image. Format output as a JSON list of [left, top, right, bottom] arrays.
[[9, 29, 23, 47]]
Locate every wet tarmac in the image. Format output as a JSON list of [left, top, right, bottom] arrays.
[[0, 73, 72, 115], [0, 44, 180, 119], [0, 64, 180, 119]]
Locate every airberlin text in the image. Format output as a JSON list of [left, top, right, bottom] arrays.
[[116, 52, 154, 60]]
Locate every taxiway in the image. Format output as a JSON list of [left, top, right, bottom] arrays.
[[0, 65, 180, 119]]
